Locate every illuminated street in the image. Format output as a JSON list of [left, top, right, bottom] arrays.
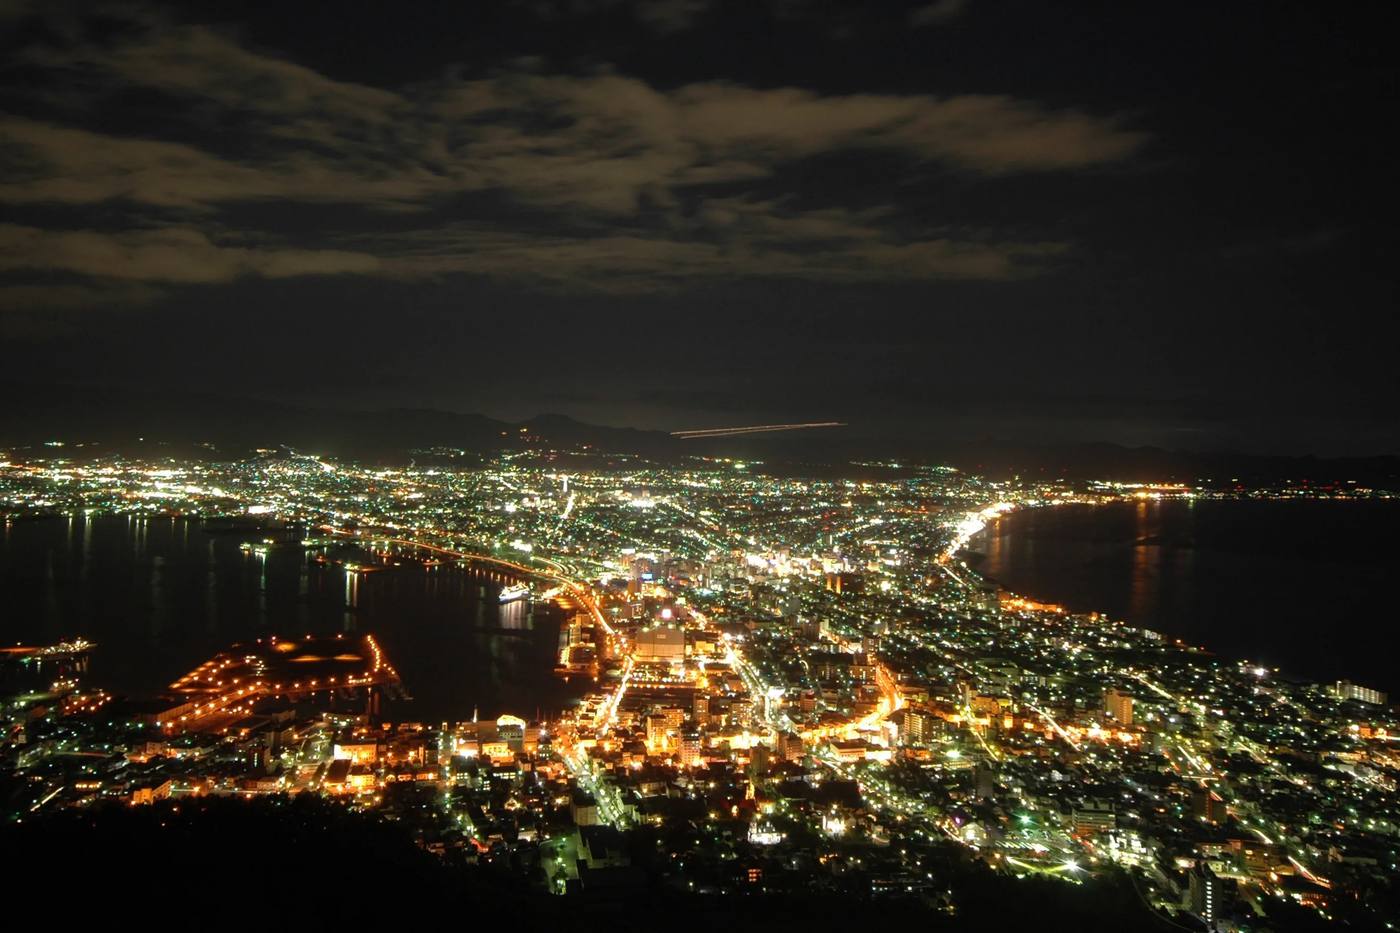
[[2, 449, 1395, 927]]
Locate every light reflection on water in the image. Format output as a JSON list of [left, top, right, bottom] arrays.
[[0, 515, 587, 721], [971, 498, 1400, 694]]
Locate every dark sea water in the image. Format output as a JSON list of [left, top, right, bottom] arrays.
[[969, 499, 1400, 696], [0, 515, 586, 721]]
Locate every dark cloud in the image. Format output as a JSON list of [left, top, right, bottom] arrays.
[[0, 1, 1388, 455], [9, 28, 1144, 204], [0, 4, 1143, 306], [375, 199, 1067, 292], [0, 223, 380, 284]]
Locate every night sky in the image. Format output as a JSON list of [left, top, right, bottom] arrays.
[[1, 1, 1393, 455]]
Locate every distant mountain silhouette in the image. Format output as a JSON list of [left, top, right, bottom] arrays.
[[0, 382, 676, 460], [946, 439, 1400, 487], [2, 381, 1396, 487]]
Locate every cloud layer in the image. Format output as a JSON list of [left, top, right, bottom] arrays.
[[0, 224, 381, 283], [0, 5, 1145, 305]]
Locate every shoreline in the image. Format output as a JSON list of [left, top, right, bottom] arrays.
[[953, 496, 1397, 696], [0, 513, 586, 723]]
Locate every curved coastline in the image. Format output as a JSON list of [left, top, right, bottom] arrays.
[[957, 496, 1399, 696]]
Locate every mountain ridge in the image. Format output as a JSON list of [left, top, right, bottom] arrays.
[[2, 382, 1396, 487]]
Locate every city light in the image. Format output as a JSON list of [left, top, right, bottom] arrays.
[[0, 447, 1392, 926]]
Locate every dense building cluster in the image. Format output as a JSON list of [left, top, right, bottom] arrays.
[[2, 446, 1395, 928]]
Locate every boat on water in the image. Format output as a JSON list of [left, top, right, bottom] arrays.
[[498, 583, 531, 604]]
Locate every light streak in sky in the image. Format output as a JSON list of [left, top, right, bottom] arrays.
[[671, 421, 845, 439]]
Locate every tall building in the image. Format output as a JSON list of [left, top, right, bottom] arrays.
[[659, 706, 685, 732], [1332, 680, 1387, 706], [645, 713, 669, 751], [1189, 864, 1220, 928], [1104, 687, 1134, 725], [900, 707, 936, 746], [1072, 799, 1116, 838], [777, 730, 804, 762], [748, 743, 770, 780], [1192, 786, 1224, 824], [679, 730, 703, 768], [495, 714, 526, 751]]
